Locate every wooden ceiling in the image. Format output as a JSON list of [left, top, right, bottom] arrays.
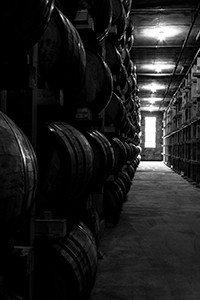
[[130, 0, 200, 111]]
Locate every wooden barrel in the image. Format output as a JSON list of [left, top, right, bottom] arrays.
[[77, 0, 112, 42], [37, 122, 94, 216], [55, 0, 79, 22], [123, 78, 132, 100], [129, 73, 137, 93], [84, 130, 115, 187], [121, 0, 132, 17], [124, 141, 132, 160], [126, 22, 134, 50], [38, 7, 86, 107], [105, 39, 122, 75], [51, 222, 97, 300], [132, 156, 140, 169], [64, 124, 94, 197], [121, 48, 130, 70], [123, 95, 135, 114], [118, 110, 136, 137], [132, 133, 140, 146], [112, 180, 125, 200], [115, 177, 127, 199], [130, 143, 140, 160], [118, 111, 133, 136], [111, 138, 128, 172], [92, 130, 115, 174], [111, 0, 124, 25], [116, 104, 127, 129], [121, 49, 132, 76], [1, 0, 54, 57], [126, 61, 132, 77], [81, 206, 100, 247], [118, 171, 132, 194], [117, 63, 128, 92], [83, 131, 106, 187], [111, 0, 127, 42], [78, 47, 113, 114], [124, 141, 139, 160], [104, 92, 125, 125], [103, 181, 124, 225], [117, 32, 126, 49], [0, 111, 38, 239], [127, 123, 137, 138], [127, 33, 134, 51], [125, 163, 136, 180], [129, 60, 134, 74], [136, 154, 141, 166]]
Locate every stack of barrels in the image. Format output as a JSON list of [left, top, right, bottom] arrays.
[[0, 0, 142, 299]]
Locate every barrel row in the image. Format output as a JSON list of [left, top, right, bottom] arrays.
[[0, 112, 101, 300], [0, 2, 141, 299], [0, 110, 142, 237], [35, 220, 98, 300], [35, 0, 139, 124], [103, 135, 141, 225], [0, 1, 140, 131], [0, 110, 141, 299], [103, 155, 141, 225], [41, 0, 143, 231], [100, 1, 141, 139], [50, 221, 98, 300], [0, 0, 131, 55], [37, 122, 142, 220]]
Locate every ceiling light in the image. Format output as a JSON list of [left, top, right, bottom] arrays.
[[142, 83, 165, 91], [143, 26, 180, 40], [142, 97, 163, 102], [155, 65, 162, 73], [151, 85, 157, 93], [149, 105, 153, 112], [140, 105, 160, 111], [142, 63, 174, 72], [157, 30, 165, 42]]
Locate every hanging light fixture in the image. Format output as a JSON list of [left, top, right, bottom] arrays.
[[142, 97, 163, 102], [157, 29, 165, 42], [154, 64, 162, 73], [140, 105, 160, 111], [142, 83, 165, 92], [143, 26, 180, 40], [142, 63, 174, 73]]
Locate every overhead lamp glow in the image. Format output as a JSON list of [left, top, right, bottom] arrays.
[[155, 65, 162, 73], [157, 30, 165, 42], [142, 97, 163, 102], [142, 63, 174, 73], [142, 83, 165, 92], [140, 106, 160, 111], [149, 105, 153, 112], [151, 85, 157, 93], [143, 26, 180, 40]]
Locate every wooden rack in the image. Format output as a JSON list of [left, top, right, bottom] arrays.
[[163, 55, 200, 186], [0, 4, 141, 299]]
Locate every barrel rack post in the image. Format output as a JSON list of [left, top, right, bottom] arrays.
[[0, 43, 38, 300]]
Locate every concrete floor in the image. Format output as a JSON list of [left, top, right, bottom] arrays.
[[91, 161, 200, 300]]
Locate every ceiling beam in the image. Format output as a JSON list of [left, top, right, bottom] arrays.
[[137, 73, 184, 76], [132, 45, 199, 49], [130, 8, 197, 14]]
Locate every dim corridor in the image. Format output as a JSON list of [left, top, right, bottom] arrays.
[[91, 161, 200, 300]]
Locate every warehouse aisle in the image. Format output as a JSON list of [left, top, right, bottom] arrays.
[[91, 161, 200, 300]]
